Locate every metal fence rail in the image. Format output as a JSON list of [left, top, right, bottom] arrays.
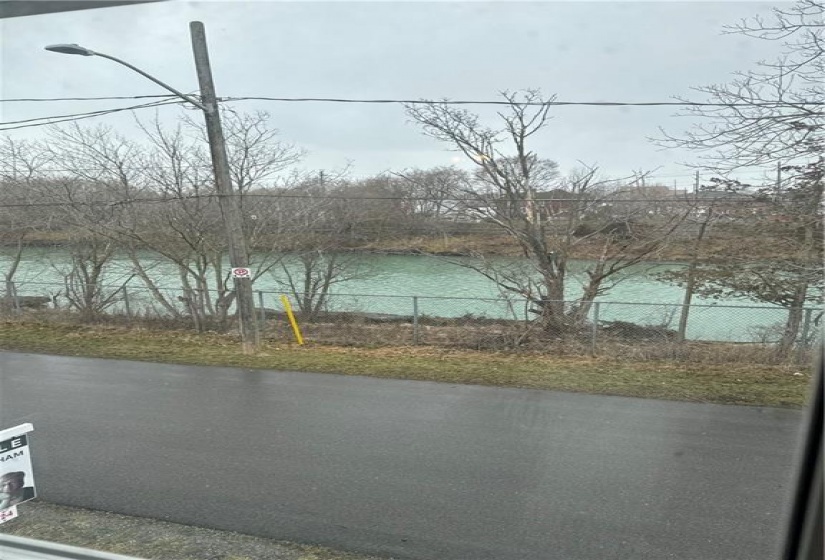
[[2, 281, 820, 359]]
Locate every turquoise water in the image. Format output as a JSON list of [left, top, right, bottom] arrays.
[[3, 250, 795, 342]]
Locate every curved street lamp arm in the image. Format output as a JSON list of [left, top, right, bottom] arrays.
[[93, 52, 209, 112]]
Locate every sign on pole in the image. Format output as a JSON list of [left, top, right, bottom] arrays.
[[0, 424, 36, 522], [231, 267, 251, 279]]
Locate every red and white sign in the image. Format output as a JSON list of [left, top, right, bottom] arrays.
[[0, 505, 18, 525], [231, 267, 251, 279]]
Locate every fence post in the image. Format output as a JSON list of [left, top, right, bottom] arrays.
[[258, 291, 266, 338], [591, 301, 600, 356], [412, 296, 420, 345], [122, 287, 132, 320]]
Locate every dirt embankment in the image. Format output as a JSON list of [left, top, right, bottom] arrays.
[[349, 230, 788, 262], [3, 225, 793, 262]]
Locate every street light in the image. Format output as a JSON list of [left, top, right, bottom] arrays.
[[44, 43, 207, 111], [44, 24, 260, 353], [44, 44, 93, 56]]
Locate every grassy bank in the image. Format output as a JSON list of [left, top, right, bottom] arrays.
[[8, 224, 792, 262], [0, 321, 812, 407], [346, 226, 789, 261]]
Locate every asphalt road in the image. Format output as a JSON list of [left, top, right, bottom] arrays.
[[0, 352, 807, 560]]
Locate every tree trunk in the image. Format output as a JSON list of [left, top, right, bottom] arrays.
[[570, 262, 606, 328], [778, 281, 809, 358], [179, 268, 203, 332], [4, 238, 25, 312], [678, 211, 713, 342], [539, 275, 567, 335], [127, 252, 181, 318]]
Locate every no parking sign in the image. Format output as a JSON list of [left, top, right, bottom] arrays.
[[231, 267, 251, 279]]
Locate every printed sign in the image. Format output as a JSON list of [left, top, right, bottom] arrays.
[[0, 505, 18, 525], [0, 424, 36, 516], [231, 267, 251, 279]]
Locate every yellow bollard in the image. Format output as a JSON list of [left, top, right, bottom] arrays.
[[280, 295, 305, 345]]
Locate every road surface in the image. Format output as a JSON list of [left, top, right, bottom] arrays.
[[0, 352, 806, 559]]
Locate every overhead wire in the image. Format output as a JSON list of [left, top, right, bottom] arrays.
[[0, 98, 186, 132], [0, 98, 182, 127], [0, 95, 176, 103], [2, 92, 820, 133], [221, 96, 825, 108], [1, 94, 823, 107], [0, 164, 730, 181], [0, 192, 781, 209], [0, 94, 811, 192]]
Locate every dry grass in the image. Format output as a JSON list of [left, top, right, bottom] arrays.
[[352, 226, 795, 261], [0, 502, 389, 560], [258, 314, 813, 366], [0, 320, 813, 408]]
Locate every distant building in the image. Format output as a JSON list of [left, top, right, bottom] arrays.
[[692, 190, 767, 220]]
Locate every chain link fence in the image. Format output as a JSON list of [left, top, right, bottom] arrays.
[[2, 280, 820, 362]]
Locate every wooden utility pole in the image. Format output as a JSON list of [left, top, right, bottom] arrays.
[[694, 170, 700, 196], [190, 21, 259, 352]]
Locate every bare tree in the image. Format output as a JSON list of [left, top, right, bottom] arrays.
[[214, 109, 304, 195], [659, 168, 823, 355], [20, 110, 302, 330], [25, 171, 136, 320], [0, 138, 61, 307], [132, 118, 234, 328], [659, 0, 824, 355], [275, 249, 370, 321], [323, 177, 410, 243], [27, 124, 157, 320], [267, 172, 374, 321], [56, 235, 133, 321], [393, 166, 469, 223], [661, 0, 823, 170], [407, 90, 687, 336]]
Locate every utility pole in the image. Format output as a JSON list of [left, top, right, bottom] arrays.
[[694, 170, 700, 196], [190, 21, 259, 353]]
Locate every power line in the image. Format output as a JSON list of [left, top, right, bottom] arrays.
[[2, 165, 201, 175], [2, 94, 823, 107], [3, 93, 819, 133], [0, 95, 175, 103], [0, 99, 186, 132], [0, 164, 741, 181], [0, 99, 182, 127], [0, 155, 755, 181], [223, 96, 825, 108], [0, 192, 785, 209]]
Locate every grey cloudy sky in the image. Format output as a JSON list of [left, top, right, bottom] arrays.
[[1, 1, 788, 186]]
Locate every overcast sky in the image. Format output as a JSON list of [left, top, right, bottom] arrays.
[[1, 1, 789, 186]]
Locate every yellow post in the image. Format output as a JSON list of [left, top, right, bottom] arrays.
[[280, 295, 305, 345]]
